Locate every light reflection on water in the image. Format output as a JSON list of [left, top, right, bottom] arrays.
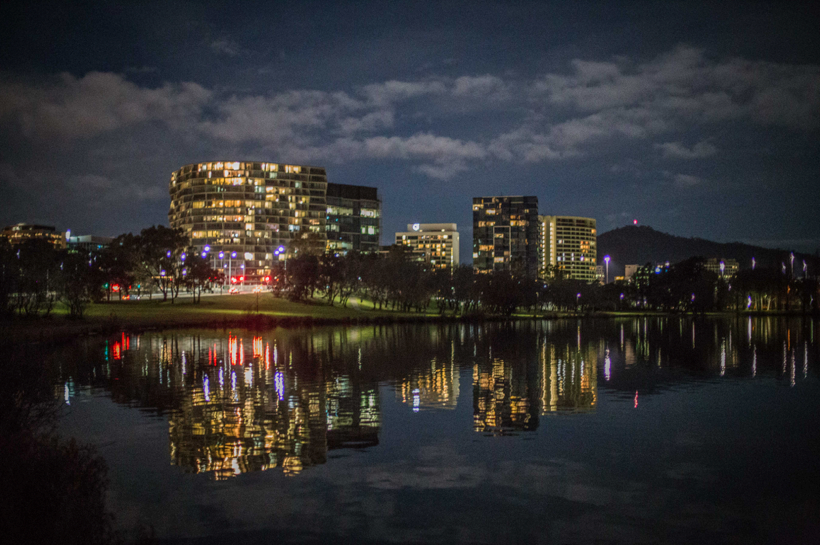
[[52, 317, 820, 543]]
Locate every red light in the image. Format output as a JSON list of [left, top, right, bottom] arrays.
[[239, 276, 244, 282], [633, 219, 638, 225], [231, 277, 237, 283], [112, 284, 120, 292], [264, 276, 271, 282]]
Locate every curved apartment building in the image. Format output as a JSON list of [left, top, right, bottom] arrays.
[[540, 215, 597, 282], [169, 161, 327, 282]]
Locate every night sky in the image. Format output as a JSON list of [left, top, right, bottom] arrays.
[[1, 1, 818, 261]]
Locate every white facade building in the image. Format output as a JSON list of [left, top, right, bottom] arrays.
[[395, 223, 460, 271]]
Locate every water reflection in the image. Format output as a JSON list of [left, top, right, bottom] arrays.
[[54, 317, 820, 480]]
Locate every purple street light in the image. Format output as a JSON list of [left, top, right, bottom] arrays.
[[604, 255, 610, 284]]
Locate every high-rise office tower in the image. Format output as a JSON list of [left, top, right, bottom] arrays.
[[325, 183, 381, 254], [539, 215, 597, 282], [472, 196, 539, 277]]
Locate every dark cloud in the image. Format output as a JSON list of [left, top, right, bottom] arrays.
[[0, 2, 818, 253]]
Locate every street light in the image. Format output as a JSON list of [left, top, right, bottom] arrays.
[[275, 246, 288, 288], [228, 252, 237, 287], [790, 252, 795, 277], [752, 257, 756, 270], [604, 255, 610, 284]]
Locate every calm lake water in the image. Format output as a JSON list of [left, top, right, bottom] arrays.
[[54, 318, 820, 544]]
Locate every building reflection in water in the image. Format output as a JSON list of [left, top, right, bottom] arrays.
[[53, 317, 818, 477], [398, 341, 460, 412], [97, 332, 383, 480], [472, 323, 598, 434]]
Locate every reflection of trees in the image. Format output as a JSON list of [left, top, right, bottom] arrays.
[[597, 317, 819, 395], [3, 344, 116, 543]]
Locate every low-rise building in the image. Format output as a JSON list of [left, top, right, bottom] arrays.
[[705, 258, 739, 277], [1, 223, 66, 248], [395, 223, 460, 271], [68, 235, 114, 254]]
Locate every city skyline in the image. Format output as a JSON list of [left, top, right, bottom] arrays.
[[1, 1, 818, 260]]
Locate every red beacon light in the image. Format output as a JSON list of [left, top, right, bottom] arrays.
[[231, 276, 237, 284]]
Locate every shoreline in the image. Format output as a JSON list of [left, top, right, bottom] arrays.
[[2, 307, 817, 347]]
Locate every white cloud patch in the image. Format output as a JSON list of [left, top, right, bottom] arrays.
[[210, 37, 243, 57], [656, 140, 718, 159], [452, 75, 509, 100], [672, 173, 704, 188], [0, 72, 210, 140], [0, 45, 816, 185], [534, 45, 820, 131], [362, 80, 447, 105]]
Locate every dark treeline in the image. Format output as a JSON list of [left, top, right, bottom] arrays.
[[2, 226, 818, 320], [0, 225, 222, 319], [282, 250, 820, 315]]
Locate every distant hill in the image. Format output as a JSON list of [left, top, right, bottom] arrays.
[[597, 225, 817, 277]]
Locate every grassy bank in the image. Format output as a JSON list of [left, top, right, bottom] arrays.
[[3, 294, 813, 346], [1, 294, 431, 344]]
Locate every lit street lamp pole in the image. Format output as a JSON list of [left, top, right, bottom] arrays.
[[274, 245, 287, 288], [218, 251, 225, 292], [604, 255, 610, 284]]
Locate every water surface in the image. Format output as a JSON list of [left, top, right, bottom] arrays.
[[55, 318, 820, 544]]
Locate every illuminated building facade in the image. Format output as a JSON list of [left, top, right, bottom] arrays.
[[68, 235, 113, 254], [169, 161, 328, 282], [1, 223, 66, 248], [705, 258, 739, 277], [395, 223, 460, 271], [540, 215, 597, 282], [325, 182, 381, 254], [472, 196, 539, 276]]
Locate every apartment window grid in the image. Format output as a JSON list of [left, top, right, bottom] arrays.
[[473, 196, 539, 277], [539, 215, 597, 282], [169, 161, 328, 282], [396, 224, 459, 271]]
